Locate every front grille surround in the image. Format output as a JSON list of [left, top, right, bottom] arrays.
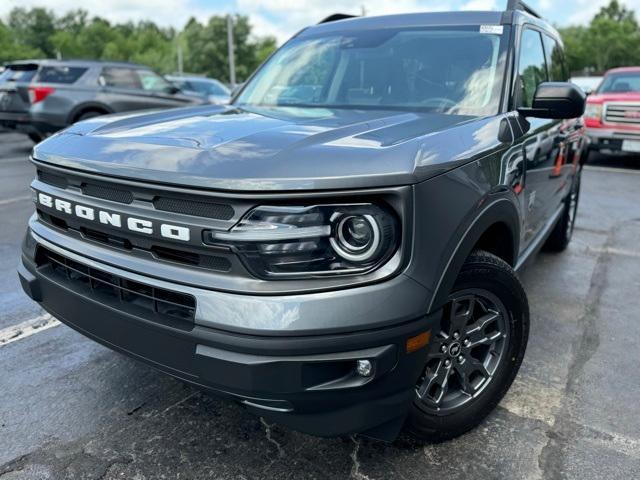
[[37, 167, 238, 221]]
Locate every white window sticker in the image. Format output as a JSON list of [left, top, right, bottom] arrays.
[[480, 25, 504, 35]]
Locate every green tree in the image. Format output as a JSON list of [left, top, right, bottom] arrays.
[[1, 7, 277, 82], [182, 15, 276, 82], [560, 0, 640, 74], [8, 8, 56, 57]]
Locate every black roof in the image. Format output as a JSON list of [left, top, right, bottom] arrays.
[[301, 2, 559, 41]]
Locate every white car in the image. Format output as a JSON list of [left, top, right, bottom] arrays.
[[570, 76, 603, 95]]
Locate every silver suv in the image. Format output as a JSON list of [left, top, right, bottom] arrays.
[[0, 60, 204, 142]]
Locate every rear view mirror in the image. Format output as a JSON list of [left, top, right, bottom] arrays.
[[518, 82, 586, 119]]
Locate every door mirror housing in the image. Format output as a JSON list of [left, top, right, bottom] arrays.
[[518, 82, 586, 119], [165, 85, 181, 95]]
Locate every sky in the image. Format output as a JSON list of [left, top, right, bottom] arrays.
[[1, 0, 639, 44]]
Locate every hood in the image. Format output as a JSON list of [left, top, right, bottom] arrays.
[[33, 104, 509, 192], [587, 92, 640, 103]]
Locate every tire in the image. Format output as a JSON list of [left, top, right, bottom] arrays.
[[28, 132, 43, 143], [405, 250, 529, 442], [544, 168, 581, 252], [76, 110, 105, 122]]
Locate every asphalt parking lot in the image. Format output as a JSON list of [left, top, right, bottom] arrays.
[[1, 132, 639, 480]]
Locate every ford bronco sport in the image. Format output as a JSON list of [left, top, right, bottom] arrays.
[[18, 1, 586, 442]]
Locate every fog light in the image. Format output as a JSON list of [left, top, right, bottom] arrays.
[[356, 359, 373, 377]]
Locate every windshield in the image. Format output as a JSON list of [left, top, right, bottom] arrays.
[[236, 26, 509, 116], [598, 72, 640, 94]]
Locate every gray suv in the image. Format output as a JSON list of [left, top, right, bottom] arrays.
[[0, 60, 203, 141], [19, 1, 586, 442]]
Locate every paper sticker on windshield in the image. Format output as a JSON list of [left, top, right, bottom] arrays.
[[480, 25, 504, 34]]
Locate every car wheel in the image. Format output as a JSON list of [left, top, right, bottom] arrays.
[[28, 132, 43, 143], [405, 250, 529, 442], [544, 168, 581, 252], [76, 111, 104, 122]]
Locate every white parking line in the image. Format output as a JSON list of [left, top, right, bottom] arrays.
[[0, 314, 60, 347], [0, 194, 31, 207]]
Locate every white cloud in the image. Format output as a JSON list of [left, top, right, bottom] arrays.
[[568, 0, 640, 24], [460, 0, 498, 11], [0, 0, 227, 31], [237, 0, 451, 43]]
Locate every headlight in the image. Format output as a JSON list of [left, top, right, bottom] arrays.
[[584, 103, 602, 120], [205, 204, 399, 279]]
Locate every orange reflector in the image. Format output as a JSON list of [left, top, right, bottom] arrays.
[[406, 331, 431, 353]]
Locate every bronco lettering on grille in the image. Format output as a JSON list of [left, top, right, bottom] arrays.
[[36, 192, 191, 242]]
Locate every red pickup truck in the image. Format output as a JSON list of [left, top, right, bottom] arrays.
[[584, 67, 640, 156]]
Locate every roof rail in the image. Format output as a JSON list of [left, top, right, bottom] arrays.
[[318, 13, 358, 24], [505, 0, 541, 19]]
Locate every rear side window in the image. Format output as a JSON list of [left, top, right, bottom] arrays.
[[192, 80, 229, 96], [100, 67, 142, 89], [543, 35, 568, 82], [3, 67, 38, 83], [517, 29, 548, 108], [37, 66, 88, 84]]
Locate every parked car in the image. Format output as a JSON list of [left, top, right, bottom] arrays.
[[584, 67, 640, 157], [0, 61, 44, 141], [570, 76, 603, 95], [0, 60, 205, 142], [166, 75, 231, 104], [19, 0, 585, 443]]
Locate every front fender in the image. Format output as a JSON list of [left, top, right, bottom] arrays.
[[406, 154, 522, 314]]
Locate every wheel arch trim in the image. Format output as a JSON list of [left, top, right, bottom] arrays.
[[426, 196, 521, 313], [67, 102, 113, 125]]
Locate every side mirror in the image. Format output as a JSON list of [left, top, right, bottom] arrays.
[[518, 82, 586, 119], [165, 85, 181, 95]]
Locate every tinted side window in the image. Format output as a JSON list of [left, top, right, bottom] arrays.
[[4, 67, 38, 83], [37, 66, 88, 84], [517, 29, 548, 108], [100, 68, 142, 89], [543, 35, 568, 82]]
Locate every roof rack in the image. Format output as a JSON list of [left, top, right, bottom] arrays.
[[318, 13, 358, 24], [506, 0, 541, 19]]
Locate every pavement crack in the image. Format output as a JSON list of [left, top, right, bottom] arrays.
[[260, 417, 285, 458], [538, 223, 615, 479], [127, 401, 148, 416], [349, 435, 372, 480]]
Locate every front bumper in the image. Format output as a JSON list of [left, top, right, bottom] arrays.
[[19, 228, 439, 440], [0, 111, 53, 136], [586, 127, 640, 154]]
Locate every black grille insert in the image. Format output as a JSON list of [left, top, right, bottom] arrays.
[[36, 247, 196, 329], [37, 170, 68, 189], [154, 197, 234, 220], [82, 183, 134, 204], [151, 246, 232, 272]]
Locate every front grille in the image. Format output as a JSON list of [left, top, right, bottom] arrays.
[[38, 170, 68, 189], [605, 103, 640, 125], [35, 168, 236, 220], [36, 247, 196, 329], [82, 183, 134, 204], [37, 210, 232, 272], [154, 196, 235, 220]]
